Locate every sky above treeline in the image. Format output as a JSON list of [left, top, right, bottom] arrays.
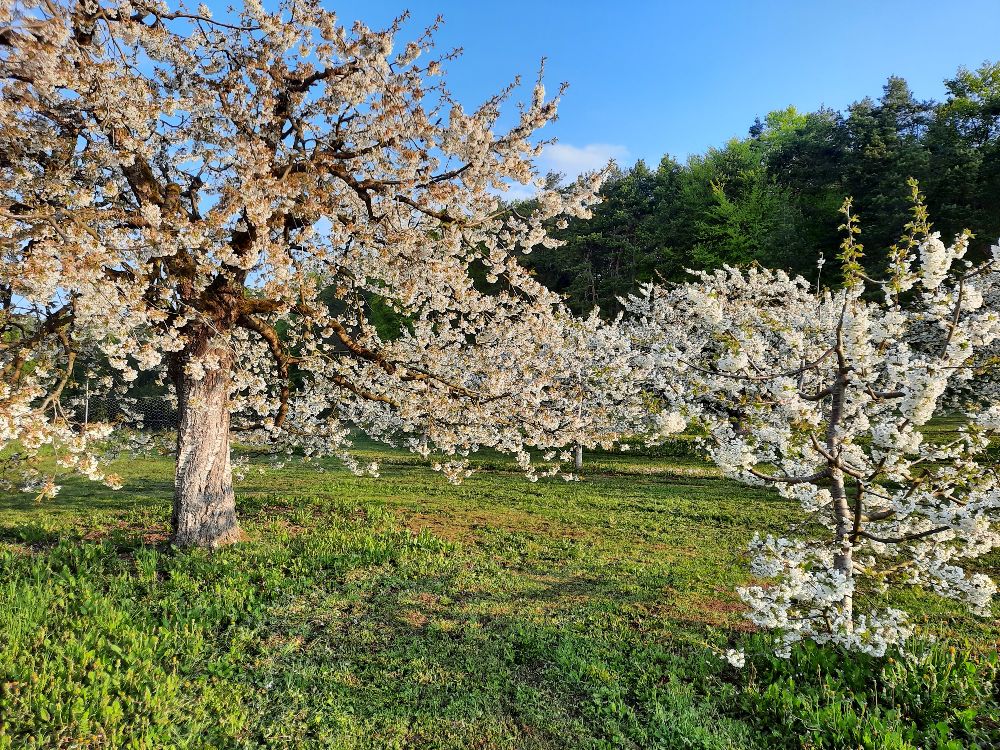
[[216, 0, 1000, 180]]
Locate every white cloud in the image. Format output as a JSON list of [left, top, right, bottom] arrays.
[[539, 142, 629, 179], [497, 183, 538, 202], [492, 142, 630, 201]]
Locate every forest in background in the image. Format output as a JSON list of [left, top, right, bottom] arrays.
[[523, 62, 1000, 315]]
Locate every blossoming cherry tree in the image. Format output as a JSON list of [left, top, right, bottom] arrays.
[[625, 187, 1000, 654], [0, 0, 604, 546]]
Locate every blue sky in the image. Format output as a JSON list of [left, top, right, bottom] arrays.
[[311, 0, 1000, 179], [202, 1, 1000, 181]]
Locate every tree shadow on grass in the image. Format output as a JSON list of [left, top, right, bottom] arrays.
[[231, 559, 750, 750], [0, 476, 174, 515]]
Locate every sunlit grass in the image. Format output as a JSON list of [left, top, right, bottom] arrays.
[[1, 442, 997, 749]]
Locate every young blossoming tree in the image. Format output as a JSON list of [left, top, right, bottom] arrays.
[[625, 188, 1000, 655], [0, 0, 604, 546]]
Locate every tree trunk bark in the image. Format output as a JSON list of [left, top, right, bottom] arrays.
[[827, 361, 853, 625], [573, 443, 583, 471], [170, 333, 241, 547], [829, 468, 854, 623]]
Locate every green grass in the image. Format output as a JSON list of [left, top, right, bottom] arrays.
[[1, 444, 998, 749]]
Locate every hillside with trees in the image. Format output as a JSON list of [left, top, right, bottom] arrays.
[[525, 64, 1000, 315]]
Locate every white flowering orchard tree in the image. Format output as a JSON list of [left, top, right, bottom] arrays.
[[625, 188, 1000, 655], [535, 310, 685, 474], [0, 0, 605, 546]]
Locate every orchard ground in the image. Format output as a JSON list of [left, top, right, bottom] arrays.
[[2, 430, 998, 749]]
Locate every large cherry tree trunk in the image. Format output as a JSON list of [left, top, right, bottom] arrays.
[[170, 331, 241, 547]]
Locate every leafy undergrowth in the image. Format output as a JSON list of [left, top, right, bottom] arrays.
[[1, 448, 997, 749]]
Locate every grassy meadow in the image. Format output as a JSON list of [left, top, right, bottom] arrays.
[[1, 440, 998, 749]]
